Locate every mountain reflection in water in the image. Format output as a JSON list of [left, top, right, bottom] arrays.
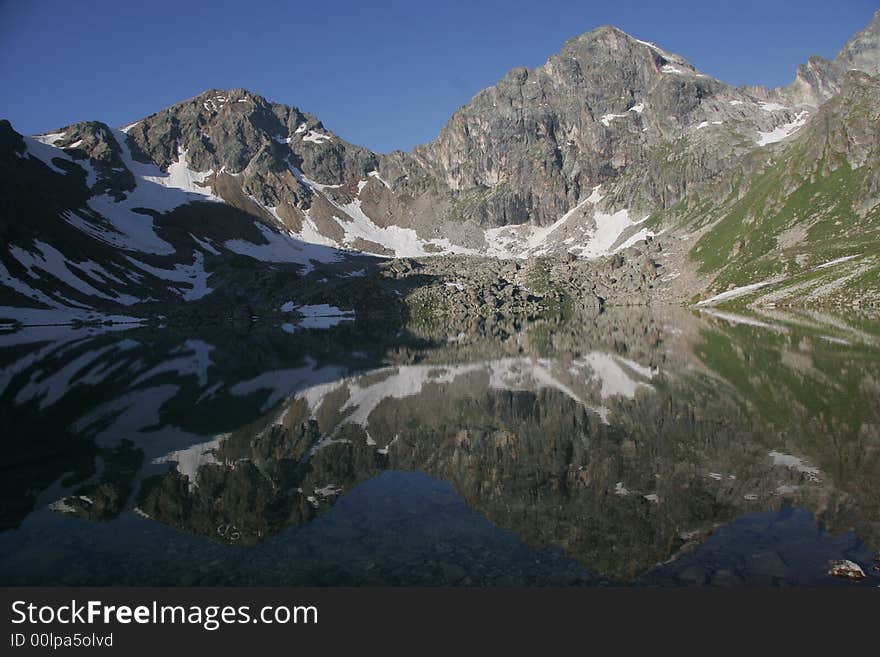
[[1, 307, 878, 586]]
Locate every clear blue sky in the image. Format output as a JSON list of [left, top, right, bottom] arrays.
[[1, 0, 876, 153]]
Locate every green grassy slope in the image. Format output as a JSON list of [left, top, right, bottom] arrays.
[[657, 72, 880, 307]]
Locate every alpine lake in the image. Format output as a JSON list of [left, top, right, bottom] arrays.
[[1, 306, 878, 587]]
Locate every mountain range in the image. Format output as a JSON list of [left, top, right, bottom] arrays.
[[2, 10, 880, 327]]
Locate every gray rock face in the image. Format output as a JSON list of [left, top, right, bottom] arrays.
[[401, 236, 670, 330], [397, 25, 802, 229], [121, 89, 379, 227], [778, 10, 880, 107], [837, 9, 880, 75], [126, 89, 377, 182], [784, 56, 844, 107], [51, 121, 136, 200]]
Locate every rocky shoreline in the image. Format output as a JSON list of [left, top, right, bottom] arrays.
[[5, 228, 878, 334]]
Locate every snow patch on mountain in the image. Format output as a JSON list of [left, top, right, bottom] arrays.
[[758, 102, 789, 112], [571, 209, 650, 258], [696, 278, 781, 306], [756, 111, 810, 146], [661, 64, 687, 75], [224, 221, 342, 272], [24, 136, 76, 176], [482, 187, 652, 259], [301, 130, 333, 144], [126, 250, 212, 301], [815, 255, 859, 269], [297, 210, 345, 248], [202, 94, 229, 113], [0, 253, 146, 327], [144, 147, 216, 198], [600, 104, 645, 126], [601, 112, 627, 127], [289, 166, 342, 191], [70, 134, 223, 255], [10, 240, 140, 305], [332, 198, 477, 258], [769, 451, 821, 481], [153, 438, 221, 489], [367, 171, 391, 188], [633, 37, 687, 64]]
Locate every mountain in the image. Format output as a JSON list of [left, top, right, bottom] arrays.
[[408, 27, 806, 227], [752, 11, 880, 109], [2, 11, 880, 327]]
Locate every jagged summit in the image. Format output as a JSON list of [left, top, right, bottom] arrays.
[[563, 23, 693, 64], [542, 23, 704, 85], [783, 10, 880, 107], [836, 8, 880, 74]]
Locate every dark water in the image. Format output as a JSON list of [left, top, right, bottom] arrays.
[[1, 307, 878, 586]]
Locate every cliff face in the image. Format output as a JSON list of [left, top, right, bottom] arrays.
[[122, 89, 379, 228], [407, 26, 806, 228], [836, 9, 880, 76], [779, 10, 880, 107]]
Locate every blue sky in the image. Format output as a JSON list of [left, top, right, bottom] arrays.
[[1, 0, 875, 153]]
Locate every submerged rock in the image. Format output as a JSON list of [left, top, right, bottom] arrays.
[[828, 559, 868, 581]]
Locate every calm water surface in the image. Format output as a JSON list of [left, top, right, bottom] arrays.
[[1, 307, 878, 586]]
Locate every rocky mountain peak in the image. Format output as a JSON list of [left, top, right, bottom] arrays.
[[561, 24, 633, 50], [407, 23, 777, 230], [836, 9, 880, 75], [785, 55, 842, 107], [782, 10, 880, 107], [552, 24, 702, 84], [120, 87, 377, 198]]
